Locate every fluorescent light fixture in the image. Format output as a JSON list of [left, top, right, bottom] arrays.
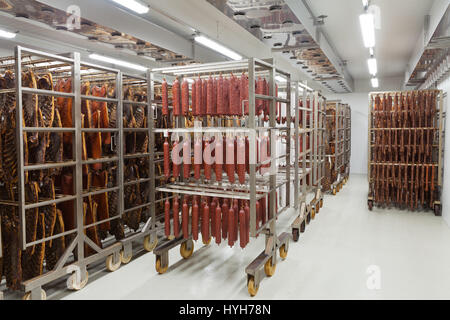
[[89, 54, 147, 72], [275, 75, 287, 83], [362, 0, 369, 7], [369, 47, 374, 56], [194, 36, 242, 61], [371, 77, 379, 88], [359, 13, 375, 48], [0, 29, 16, 39], [368, 58, 377, 76], [111, 0, 149, 14]]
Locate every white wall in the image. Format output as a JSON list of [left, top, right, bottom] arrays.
[[438, 77, 449, 226], [326, 77, 403, 174]]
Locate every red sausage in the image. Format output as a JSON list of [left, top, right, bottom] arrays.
[[261, 196, 267, 226], [240, 73, 248, 116], [182, 199, 189, 239], [173, 197, 180, 238], [194, 137, 202, 180], [210, 199, 217, 238], [239, 208, 246, 248], [162, 78, 169, 116], [164, 199, 171, 237], [228, 207, 235, 247], [237, 137, 245, 184], [221, 199, 229, 239], [172, 140, 180, 178], [215, 205, 222, 244], [245, 137, 249, 174], [196, 78, 202, 117], [183, 137, 191, 179], [217, 75, 224, 115], [263, 78, 269, 118], [202, 201, 210, 243], [229, 74, 240, 116], [207, 76, 213, 115], [215, 135, 223, 181], [173, 78, 181, 116], [181, 78, 189, 116], [213, 77, 217, 116], [164, 138, 170, 178], [192, 79, 198, 116], [256, 200, 260, 230], [244, 202, 250, 245], [226, 137, 235, 183], [204, 139, 212, 180], [202, 79, 207, 116], [223, 78, 230, 116], [233, 200, 239, 242], [256, 77, 264, 115], [192, 199, 199, 241]]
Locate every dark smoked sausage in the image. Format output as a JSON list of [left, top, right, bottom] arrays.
[[192, 198, 199, 241], [182, 199, 189, 239], [162, 78, 169, 116], [202, 200, 210, 243], [228, 207, 235, 247], [181, 78, 189, 116], [164, 137, 170, 178], [173, 197, 180, 238], [222, 199, 229, 240], [164, 199, 171, 237], [239, 207, 246, 248], [207, 76, 214, 115], [173, 77, 181, 116], [215, 205, 222, 244]]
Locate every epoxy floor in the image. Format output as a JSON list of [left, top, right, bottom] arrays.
[[60, 174, 450, 300]]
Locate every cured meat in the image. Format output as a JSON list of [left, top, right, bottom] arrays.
[[226, 137, 235, 183], [92, 170, 110, 234], [164, 199, 171, 237], [207, 76, 214, 115], [181, 78, 189, 116], [204, 139, 212, 180], [123, 87, 137, 155], [240, 73, 249, 115], [202, 200, 210, 243], [221, 199, 229, 239], [239, 207, 246, 248], [22, 71, 39, 148], [1, 203, 22, 290], [45, 109, 63, 176], [194, 137, 202, 180], [227, 207, 235, 247], [237, 137, 245, 184], [164, 137, 170, 178], [162, 78, 169, 116], [215, 135, 223, 181], [229, 74, 240, 116], [123, 164, 143, 231], [37, 73, 55, 145], [45, 209, 65, 271], [55, 78, 73, 159], [173, 78, 181, 116], [195, 78, 202, 117], [192, 198, 199, 241], [173, 197, 180, 238], [183, 136, 191, 179], [182, 199, 189, 239]]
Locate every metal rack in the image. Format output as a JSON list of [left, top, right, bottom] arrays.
[[0, 46, 161, 299], [367, 90, 445, 215], [150, 58, 295, 296], [324, 100, 346, 194], [343, 104, 351, 181]]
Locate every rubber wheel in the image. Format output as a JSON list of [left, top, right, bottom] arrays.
[[306, 213, 311, 224], [332, 188, 337, 195], [156, 256, 168, 274], [202, 236, 212, 245], [320, 199, 323, 208], [292, 228, 299, 242], [106, 254, 122, 272], [316, 204, 319, 214], [180, 241, 194, 259], [434, 204, 441, 217], [120, 249, 132, 264], [311, 208, 316, 220], [144, 235, 158, 252], [247, 276, 259, 297], [300, 221, 306, 233], [264, 257, 276, 277], [279, 244, 288, 260], [22, 289, 46, 300], [368, 200, 373, 211], [68, 271, 89, 291]]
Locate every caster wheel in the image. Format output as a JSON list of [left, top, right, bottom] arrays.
[[23, 289, 46, 300], [292, 228, 299, 242], [368, 200, 373, 211], [300, 221, 306, 233], [320, 199, 323, 208], [120, 249, 132, 264], [264, 257, 276, 277], [156, 256, 168, 274], [311, 208, 316, 220], [279, 244, 288, 260], [180, 241, 194, 259], [202, 237, 212, 245], [68, 271, 89, 291], [434, 204, 441, 216], [332, 188, 337, 195], [106, 254, 122, 272], [247, 276, 259, 297], [316, 204, 319, 214], [144, 235, 158, 252], [306, 213, 311, 224]]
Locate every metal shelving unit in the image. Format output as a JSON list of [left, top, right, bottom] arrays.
[[367, 90, 445, 215], [150, 58, 295, 296], [343, 104, 351, 181]]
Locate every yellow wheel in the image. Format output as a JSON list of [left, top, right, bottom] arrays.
[[247, 276, 259, 297], [202, 236, 211, 245], [279, 244, 288, 260], [320, 199, 323, 208], [120, 250, 132, 264], [23, 289, 46, 300], [311, 208, 316, 220], [67, 271, 89, 291], [144, 235, 158, 252], [264, 257, 276, 277], [332, 188, 337, 195], [156, 256, 168, 274], [180, 241, 194, 259], [106, 254, 121, 272], [316, 204, 320, 214]]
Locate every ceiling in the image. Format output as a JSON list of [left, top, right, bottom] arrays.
[[305, 0, 435, 80]]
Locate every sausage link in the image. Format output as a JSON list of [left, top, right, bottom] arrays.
[[233, 200, 239, 242], [230, 74, 240, 116], [207, 76, 214, 115], [162, 78, 169, 116], [172, 140, 180, 178], [213, 77, 217, 116], [181, 78, 189, 116], [173, 197, 180, 238], [240, 73, 249, 116], [182, 199, 189, 239], [164, 138, 170, 178], [192, 79, 198, 116], [256, 77, 264, 115], [221, 199, 229, 239], [223, 78, 230, 116], [228, 207, 235, 247], [210, 199, 217, 238], [192, 198, 199, 241], [194, 137, 202, 180], [196, 78, 202, 116], [173, 78, 181, 116], [239, 208, 246, 249], [237, 137, 246, 184], [183, 137, 191, 179], [204, 139, 212, 180], [261, 196, 267, 226], [226, 137, 235, 183], [244, 202, 250, 245], [202, 201, 210, 243], [202, 79, 207, 116], [217, 75, 224, 115], [215, 205, 222, 244], [215, 135, 223, 181], [164, 199, 171, 237], [245, 137, 249, 174]]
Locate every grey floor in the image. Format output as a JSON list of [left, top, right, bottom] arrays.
[[61, 174, 450, 300]]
